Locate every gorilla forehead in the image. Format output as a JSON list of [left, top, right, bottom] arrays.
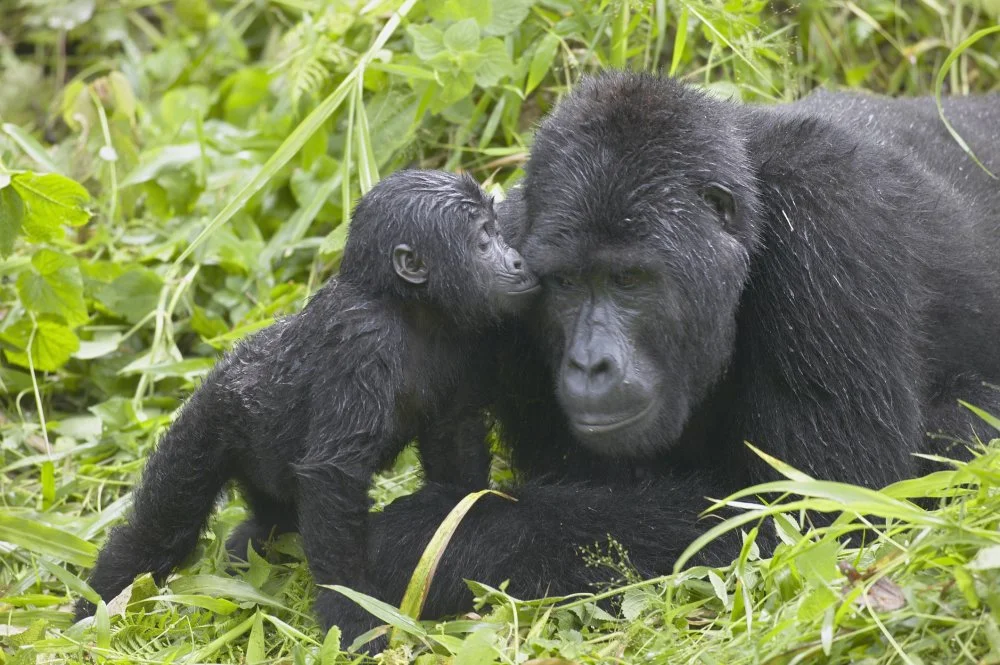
[[522, 72, 749, 259]]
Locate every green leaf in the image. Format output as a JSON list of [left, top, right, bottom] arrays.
[[2, 123, 63, 174], [475, 38, 513, 87], [143, 594, 240, 614], [484, 0, 532, 36], [0, 182, 25, 257], [960, 400, 1000, 431], [396, 489, 512, 642], [933, 26, 1000, 179], [168, 575, 293, 612], [320, 626, 342, 665], [526, 32, 560, 95], [121, 143, 203, 186], [1, 319, 80, 372], [10, 173, 91, 242], [16, 250, 87, 326], [95, 267, 164, 324], [0, 511, 97, 566], [444, 19, 481, 53], [246, 612, 266, 664], [408, 24, 446, 61], [795, 539, 841, 586], [454, 627, 499, 665], [326, 585, 426, 637]]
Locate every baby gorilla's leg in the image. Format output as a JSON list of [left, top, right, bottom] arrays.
[[226, 489, 297, 561], [76, 397, 230, 620]]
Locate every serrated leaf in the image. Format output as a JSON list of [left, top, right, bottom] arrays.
[[0, 183, 25, 257], [1, 319, 80, 372], [475, 38, 513, 87], [17, 250, 87, 326], [408, 24, 445, 60], [484, 0, 532, 36], [444, 19, 480, 53], [320, 626, 342, 664], [10, 173, 91, 243]]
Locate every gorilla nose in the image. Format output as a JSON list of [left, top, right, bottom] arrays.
[[504, 246, 525, 274], [565, 349, 620, 396]]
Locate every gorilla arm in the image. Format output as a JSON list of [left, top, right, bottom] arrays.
[[367, 474, 746, 619]]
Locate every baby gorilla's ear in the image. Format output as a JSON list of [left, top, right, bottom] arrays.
[[392, 244, 429, 285]]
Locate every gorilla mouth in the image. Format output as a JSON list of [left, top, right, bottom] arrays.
[[505, 278, 541, 295], [569, 401, 656, 435]]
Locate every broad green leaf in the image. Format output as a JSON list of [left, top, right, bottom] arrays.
[[10, 172, 91, 242], [454, 627, 499, 665], [484, 0, 532, 36], [0, 512, 97, 566], [95, 267, 164, 323], [74, 331, 124, 360], [526, 32, 560, 95], [444, 19, 481, 53], [0, 182, 25, 257], [408, 24, 446, 61], [475, 38, 513, 87], [795, 539, 841, 585], [2, 318, 80, 372], [16, 249, 87, 326]]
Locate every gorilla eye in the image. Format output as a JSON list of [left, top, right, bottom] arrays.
[[477, 224, 491, 251], [611, 269, 645, 289], [702, 184, 736, 228]]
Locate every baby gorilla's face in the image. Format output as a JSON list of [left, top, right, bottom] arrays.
[[472, 211, 539, 313]]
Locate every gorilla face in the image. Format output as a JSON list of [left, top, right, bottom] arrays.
[[520, 73, 761, 457]]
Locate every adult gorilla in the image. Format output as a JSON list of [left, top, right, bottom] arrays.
[[366, 72, 1000, 618]]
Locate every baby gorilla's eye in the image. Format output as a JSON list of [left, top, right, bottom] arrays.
[[551, 274, 577, 288], [477, 224, 492, 251], [611, 269, 645, 289]]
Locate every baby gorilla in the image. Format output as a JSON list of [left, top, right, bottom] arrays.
[[76, 170, 538, 645]]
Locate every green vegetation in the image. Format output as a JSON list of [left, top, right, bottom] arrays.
[[2, 1, 999, 663]]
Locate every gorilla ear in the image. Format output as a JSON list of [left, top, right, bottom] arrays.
[[702, 184, 737, 229], [392, 244, 429, 285]]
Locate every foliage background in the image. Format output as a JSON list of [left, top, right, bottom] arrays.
[[1, 0, 999, 663]]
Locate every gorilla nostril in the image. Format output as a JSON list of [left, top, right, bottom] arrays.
[[512, 258, 522, 270], [589, 357, 613, 379]]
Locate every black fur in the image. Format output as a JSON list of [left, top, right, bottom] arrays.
[[76, 170, 538, 645], [367, 73, 1000, 618]]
